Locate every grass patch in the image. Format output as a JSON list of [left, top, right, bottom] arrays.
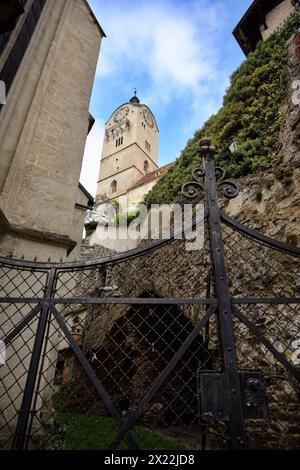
[[55, 412, 186, 450]]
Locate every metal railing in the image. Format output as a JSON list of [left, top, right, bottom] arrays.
[[0, 138, 299, 450]]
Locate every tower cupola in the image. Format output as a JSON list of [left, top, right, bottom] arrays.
[[129, 89, 140, 104]]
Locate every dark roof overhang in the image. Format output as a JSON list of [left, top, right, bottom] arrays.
[[78, 182, 94, 208], [88, 113, 95, 134], [232, 0, 288, 55]]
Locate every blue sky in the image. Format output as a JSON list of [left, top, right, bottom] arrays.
[[80, 0, 254, 195]]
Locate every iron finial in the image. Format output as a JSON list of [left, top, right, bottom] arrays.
[[200, 137, 216, 159], [200, 137, 211, 147], [182, 136, 238, 200]]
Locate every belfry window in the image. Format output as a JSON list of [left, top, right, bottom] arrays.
[[115, 137, 124, 147], [144, 160, 149, 173], [145, 140, 151, 153], [110, 180, 117, 194]]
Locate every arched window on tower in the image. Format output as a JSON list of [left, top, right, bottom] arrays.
[[145, 140, 151, 153], [144, 160, 149, 173], [110, 180, 117, 194]]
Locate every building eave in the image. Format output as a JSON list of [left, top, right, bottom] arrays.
[[128, 175, 161, 192], [232, 0, 287, 55], [78, 182, 94, 207], [88, 113, 95, 134], [127, 162, 175, 191]]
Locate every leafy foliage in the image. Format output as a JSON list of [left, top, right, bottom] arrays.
[[145, 14, 300, 206], [273, 165, 294, 186], [84, 220, 98, 236]]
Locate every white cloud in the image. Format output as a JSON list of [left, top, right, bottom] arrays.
[[79, 120, 105, 196], [97, 3, 222, 83], [92, 0, 230, 133]]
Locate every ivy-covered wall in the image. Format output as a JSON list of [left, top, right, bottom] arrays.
[[145, 13, 300, 207]]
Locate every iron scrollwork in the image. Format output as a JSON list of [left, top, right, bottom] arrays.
[[181, 168, 205, 199], [215, 166, 239, 199], [182, 143, 239, 201]]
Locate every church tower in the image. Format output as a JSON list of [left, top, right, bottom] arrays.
[[95, 92, 159, 206]]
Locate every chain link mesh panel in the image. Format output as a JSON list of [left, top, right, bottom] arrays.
[[233, 304, 300, 449], [222, 222, 299, 298], [6, 303, 216, 450], [0, 262, 48, 449], [0, 217, 299, 450], [55, 236, 212, 301]]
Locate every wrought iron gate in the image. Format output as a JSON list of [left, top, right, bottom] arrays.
[[0, 139, 299, 450]]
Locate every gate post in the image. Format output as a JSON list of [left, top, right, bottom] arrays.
[[201, 138, 247, 449], [13, 268, 57, 450]]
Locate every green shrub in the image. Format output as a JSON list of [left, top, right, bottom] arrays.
[[274, 166, 294, 186], [84, 220, 98, 236]]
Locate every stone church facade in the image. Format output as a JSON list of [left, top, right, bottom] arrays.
[[0, 0, 105, 262]]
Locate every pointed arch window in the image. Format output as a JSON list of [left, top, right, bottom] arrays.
[[110, 180, 117, 194], [144, 160, 149, 173]]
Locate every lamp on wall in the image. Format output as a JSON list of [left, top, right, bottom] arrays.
[[0, 0, 24, 34]]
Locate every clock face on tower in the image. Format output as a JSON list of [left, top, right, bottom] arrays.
[[143, 109, 154, 128], [113, 106, 129, 123]]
